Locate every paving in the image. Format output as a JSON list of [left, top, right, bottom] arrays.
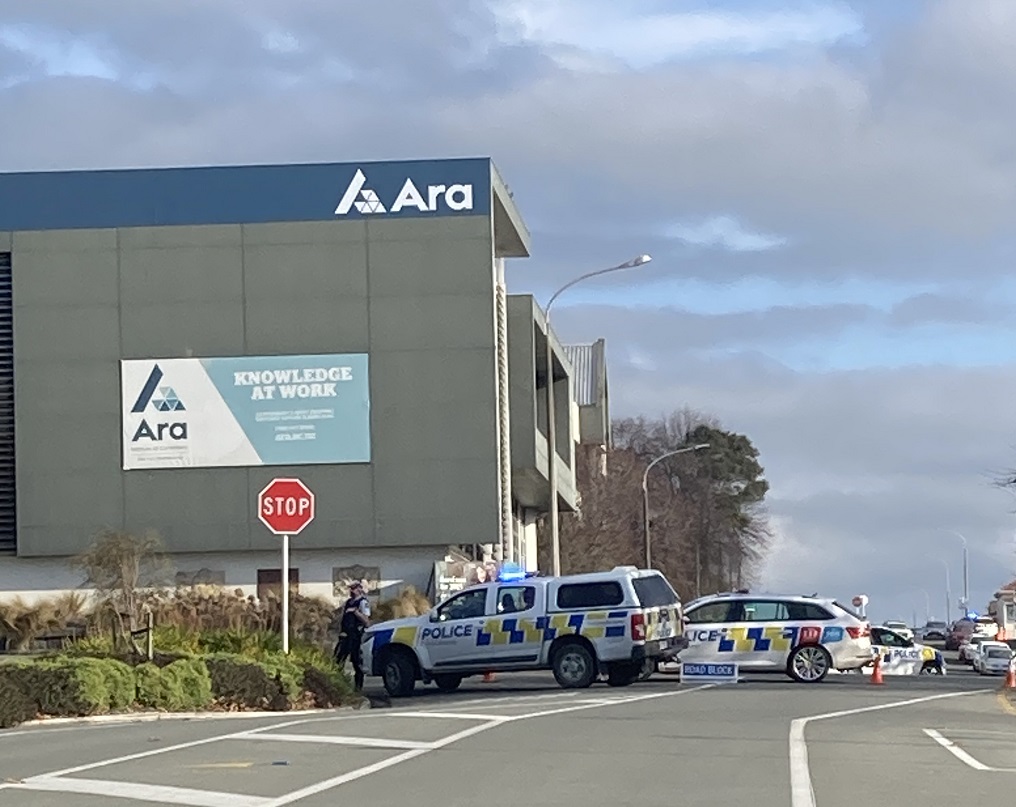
[[0, 659, 1013, 807]]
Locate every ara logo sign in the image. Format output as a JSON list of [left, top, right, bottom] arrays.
[[334, 169, 474, 216], [129, 364, 188, 443]]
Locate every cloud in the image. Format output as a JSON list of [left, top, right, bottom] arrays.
[[665, 215, 788, 252], [2, 0, 1016, 624], [490, 0, 866, 67]]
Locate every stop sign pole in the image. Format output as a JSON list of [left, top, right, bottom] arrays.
[[257, 478, 316, 654]]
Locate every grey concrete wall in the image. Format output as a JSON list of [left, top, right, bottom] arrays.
[[12, 216, 501, 557], [506, 294, 577, 511]]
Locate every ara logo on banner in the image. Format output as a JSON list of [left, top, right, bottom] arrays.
[[334, 168, 474, 216], [129, 364, 188, 443]]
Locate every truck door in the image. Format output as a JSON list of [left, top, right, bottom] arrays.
[[420, 587, 492, 671], [480, 583, 544, 667]]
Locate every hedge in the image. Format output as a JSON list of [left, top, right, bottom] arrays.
[[136, 659, 213, 712], [0, 672, 36, 728], [0, 640, 357, 729], [203, 650, 290, 707]]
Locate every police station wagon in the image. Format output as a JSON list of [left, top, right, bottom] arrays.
[[672, 591, 874, 683], [363, 566, 687, 697]]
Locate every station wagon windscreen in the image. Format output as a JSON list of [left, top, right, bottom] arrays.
[[556, 581, 624, 609], [988, 648, 1010, 659], [632, 574, 679, 607]]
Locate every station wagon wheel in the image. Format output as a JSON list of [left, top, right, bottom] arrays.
[[788, 645, 832, 683]]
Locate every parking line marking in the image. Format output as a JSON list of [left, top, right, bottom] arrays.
[[12, 776, 272, 807], [260, 721, 500, 807], [923, 728, 991, 771], [261, 686, 715, 807], [391, 711, 511, 721], [7, 685, 716, 807], [789, 690, 992, 807], [237, 732, 435, 750]]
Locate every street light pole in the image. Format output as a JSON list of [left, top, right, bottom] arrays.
[[641, 443, 710, 569], [544, 254, 653, 577], [950, 530, 969, 614], [941, 560, 951, 624]]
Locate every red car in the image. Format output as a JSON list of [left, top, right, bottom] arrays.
[[945, 620, 975, 651]]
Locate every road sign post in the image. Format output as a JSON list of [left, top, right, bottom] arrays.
[[257, 478, 316, 654]]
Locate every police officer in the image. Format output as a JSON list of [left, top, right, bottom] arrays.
[[335, 581, 371, 690]]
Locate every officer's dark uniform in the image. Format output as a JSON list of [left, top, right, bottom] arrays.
[[335, 586, 370, 690]]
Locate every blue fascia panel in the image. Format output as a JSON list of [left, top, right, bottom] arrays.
[[0, 157, 493, 232]]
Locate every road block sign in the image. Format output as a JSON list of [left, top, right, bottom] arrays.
[[679, 662, 739, 684], [258, 478, 315, 536]]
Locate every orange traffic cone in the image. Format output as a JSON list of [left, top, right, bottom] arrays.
[[1005, 663, 1016, 690], [870, 655, 885, 685], [482, 671, 496, 683]]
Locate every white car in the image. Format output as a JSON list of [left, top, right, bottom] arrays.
[[672, 592, 874, 683], [972, 641, 1013, 675], [868, 625, 946, 675], [883, 621, 914, 642]]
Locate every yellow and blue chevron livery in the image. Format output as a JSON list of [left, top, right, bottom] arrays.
[[476, 610, 629, 645], [370, 625, 419, 651]]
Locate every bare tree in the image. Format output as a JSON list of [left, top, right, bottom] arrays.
[[540, 410, 772, 600], [72, 529, 171, 646]]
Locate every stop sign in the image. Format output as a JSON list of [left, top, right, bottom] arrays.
[[258, 478, 315, 536]]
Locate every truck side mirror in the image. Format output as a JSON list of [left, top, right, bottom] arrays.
[[429, 609, 440, 623]]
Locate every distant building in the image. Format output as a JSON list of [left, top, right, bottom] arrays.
[[564, 339, 611, 478], [0, 157, 602, 604]]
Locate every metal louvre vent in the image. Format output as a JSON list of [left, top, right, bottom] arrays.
[[0, 254, 14, 553]]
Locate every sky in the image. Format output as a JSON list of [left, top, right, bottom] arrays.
[[1, 0, 1015, 625]]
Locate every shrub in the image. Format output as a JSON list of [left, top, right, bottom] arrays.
[[256, 654, 305, 703], [198, 628, 283, 656], [135, 658, 212, 712], [0, 666, 37, 728], [205, 654, 288, 710], [5, 657, 137, 717], [302, 665, 353, 708]]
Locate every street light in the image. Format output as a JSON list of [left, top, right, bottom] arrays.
[[544, 254, 653, 576], [945, 530, 969, 614], [941, 559, 951, 624], [641, 443, 710, 569]]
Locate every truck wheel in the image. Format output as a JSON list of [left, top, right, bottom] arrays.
[[552, 641, 597, 689], [607, 662, 640, 687], [381, 651, 417, 697], [787, 645, 832, 683], [433, 673, 462, 692]]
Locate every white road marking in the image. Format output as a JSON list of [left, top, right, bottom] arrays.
[[5, 685, 714, 807], [13, 776, 272, 807], [260, 720, 501, 807], [789, 690, 991, 807], [237, 732, 435, 750], [388, 711, 512, 721], [0, 723, 125, 739], [922, 728, 991, 771]]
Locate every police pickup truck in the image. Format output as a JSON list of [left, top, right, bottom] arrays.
[[364, 566, 687, 697]]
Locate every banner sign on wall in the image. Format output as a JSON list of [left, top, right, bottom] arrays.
[[120, 353, 371, 470]]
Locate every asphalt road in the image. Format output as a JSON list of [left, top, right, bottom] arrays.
[[1, 655, 1013, 807]]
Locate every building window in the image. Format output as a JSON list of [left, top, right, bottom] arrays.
[[257, 568, 299, 601], [0, 253, 14, 554]]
